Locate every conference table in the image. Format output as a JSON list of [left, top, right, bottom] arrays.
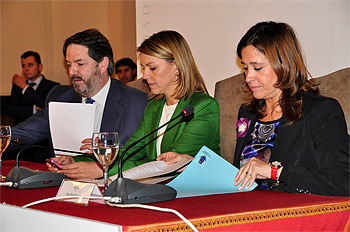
[[1, 160, 349, 231]]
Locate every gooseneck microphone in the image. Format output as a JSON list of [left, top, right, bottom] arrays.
[[11, 138, 27, 145], [104, 105, 194, 204], [118, 104, 194, 178], [6, 145, 86, 189], [14, 145, 87, 167]]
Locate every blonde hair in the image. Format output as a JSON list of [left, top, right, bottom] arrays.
[[137, 30, 207, 100]]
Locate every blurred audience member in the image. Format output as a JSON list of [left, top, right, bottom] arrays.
[[115, 58, 137, 84], [8, 51, 60, 125]]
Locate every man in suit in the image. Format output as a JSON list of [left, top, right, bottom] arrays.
[[7, 51, 60, 125], [5, 29, 148, 174]]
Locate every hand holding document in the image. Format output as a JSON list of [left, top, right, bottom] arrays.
[[166, 146, 258, 198], [109, 159, 191, 184], [49, 102, 95, 156]]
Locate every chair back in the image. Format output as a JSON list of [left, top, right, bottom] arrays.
[[316, 68, 349, 132], [214, 73, 245, 163]]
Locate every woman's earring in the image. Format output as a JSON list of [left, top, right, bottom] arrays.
[[175, 71, 180, 77]]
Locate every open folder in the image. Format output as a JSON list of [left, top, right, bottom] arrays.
[[166, 146, 257, 198]]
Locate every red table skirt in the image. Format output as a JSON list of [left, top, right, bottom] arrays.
[[1, 160, 349, 231]]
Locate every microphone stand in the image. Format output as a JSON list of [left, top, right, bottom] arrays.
[[105, 105, 194, 204], [118, 112, 185, 178], [6, 145, 85, 189]]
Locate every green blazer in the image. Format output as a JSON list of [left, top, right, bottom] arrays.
[[108, 92, 221, 176]]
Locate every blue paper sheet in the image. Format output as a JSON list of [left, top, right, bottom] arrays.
[[166, 146, 257, 198]]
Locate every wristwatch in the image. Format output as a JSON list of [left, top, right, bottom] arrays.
[[271, 161, 282, 181]]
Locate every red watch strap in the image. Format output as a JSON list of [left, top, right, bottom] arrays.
[[271, 166, 277, 180]]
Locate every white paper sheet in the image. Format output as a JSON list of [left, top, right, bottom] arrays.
[[132, 176, 175, 185], [49, 102, 95, 156], [109, 159, 190, 182]]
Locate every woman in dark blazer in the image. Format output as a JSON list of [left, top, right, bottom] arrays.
[[233, 21, 349, 196]]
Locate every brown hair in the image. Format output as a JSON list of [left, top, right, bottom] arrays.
[[63, 29, 114, 76], [137, 30, 207, 100], [237, 21, 319, 122]]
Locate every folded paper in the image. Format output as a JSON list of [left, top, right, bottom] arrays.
[[167, 146, 258, 198]]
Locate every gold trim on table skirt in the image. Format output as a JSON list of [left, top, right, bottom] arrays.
[[127, 200, 350, 232]]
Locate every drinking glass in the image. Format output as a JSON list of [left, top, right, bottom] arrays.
[[0, 126, 11, 180], [92, 132, 119, 192]]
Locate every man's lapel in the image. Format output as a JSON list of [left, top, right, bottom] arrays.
[[35, 76, 46, 92], [70, 90, 82, 103], [100, 81, 123, 132]]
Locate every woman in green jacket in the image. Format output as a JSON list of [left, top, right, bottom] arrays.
[[109, 30, 220, 175], [48, 30, 220, 179]]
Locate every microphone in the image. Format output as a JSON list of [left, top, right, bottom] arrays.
[[181, 104, 194, 116], [6, 145, 86, 189], [104, 105, 194, 204], [11, 137, 27, 145]]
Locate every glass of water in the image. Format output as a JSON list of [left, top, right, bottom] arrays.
[[92, 132, 119, 192], [0, 126, 11, 180]]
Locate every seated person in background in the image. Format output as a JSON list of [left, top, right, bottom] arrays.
[[8, 51, 60, 125], [115, 57, 151, 94], [115, 58, 137, 84], [49, 30, 221, 179], [5, 29, 148, 169], [6, 51, 60, 162], [233, 21, 349, 196]]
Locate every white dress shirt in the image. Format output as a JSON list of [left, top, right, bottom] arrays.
[[156, 102, 178, 156], [82, 78, 111, 133]]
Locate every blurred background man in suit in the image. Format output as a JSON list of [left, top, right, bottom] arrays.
[[115, 58, 137, 84], [7, 51, 60, 125]]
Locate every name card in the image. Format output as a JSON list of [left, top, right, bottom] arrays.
[[56, 180, 104, 206]]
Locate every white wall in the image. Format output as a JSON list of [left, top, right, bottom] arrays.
[[136, 0, 349, 96]]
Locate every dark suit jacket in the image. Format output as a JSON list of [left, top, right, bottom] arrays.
[[233, 92, 349, 196], [7, 75, 60, 125], [6, 78, 148, 157]]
